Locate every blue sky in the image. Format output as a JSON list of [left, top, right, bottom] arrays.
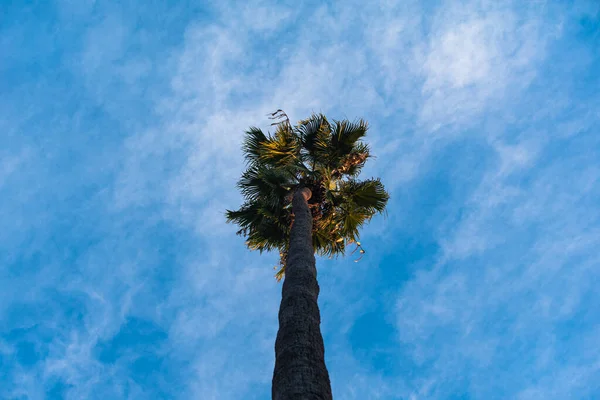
[[1, 0, 599, 399]]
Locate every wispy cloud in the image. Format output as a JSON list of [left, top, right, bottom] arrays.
[[2, 0, 599, 399]]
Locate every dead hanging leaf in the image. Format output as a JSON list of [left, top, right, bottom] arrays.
[[351, 242, 366, 261]]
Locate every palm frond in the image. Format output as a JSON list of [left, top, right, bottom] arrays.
[[339, 178, 389, 214], [274, 265, 286, 282], [226, 201, 290, 250], [331, 119, 368, 156], [297, 114, 331, 161], [340, 205, 363, 240], [225, 203, 263, 235], [242, 127, 268, 165], [313, 217, 346, 257], [238, 165, 290, 208], [246, 218, 288, 253], [259, 124, 301, 168]]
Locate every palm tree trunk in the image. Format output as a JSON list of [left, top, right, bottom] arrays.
[[272, 188, 333, 400]]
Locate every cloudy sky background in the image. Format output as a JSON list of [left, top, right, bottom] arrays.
[[1, 0, 599, 399]]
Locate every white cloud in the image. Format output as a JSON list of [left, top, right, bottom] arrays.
[[0, 150, 28, 189], [418, 3, 548, 130], [396, 125, 600, 398]]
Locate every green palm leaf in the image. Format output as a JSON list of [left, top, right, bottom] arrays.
[[339, 178, 389, 214], [242, 127, 268, 165], [226, 112, 389, 279]]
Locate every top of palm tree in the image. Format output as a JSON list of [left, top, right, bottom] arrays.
[[226, 110, 389, 280]]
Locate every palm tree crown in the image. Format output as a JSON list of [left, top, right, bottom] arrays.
[[226, 111, 389, 279]]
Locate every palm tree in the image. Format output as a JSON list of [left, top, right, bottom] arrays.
[[226, 111, 389, 400]]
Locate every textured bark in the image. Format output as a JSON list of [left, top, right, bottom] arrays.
[[272, 188, 333, 400]]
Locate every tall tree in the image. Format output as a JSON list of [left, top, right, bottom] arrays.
[[226, 111, 389, 399]]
